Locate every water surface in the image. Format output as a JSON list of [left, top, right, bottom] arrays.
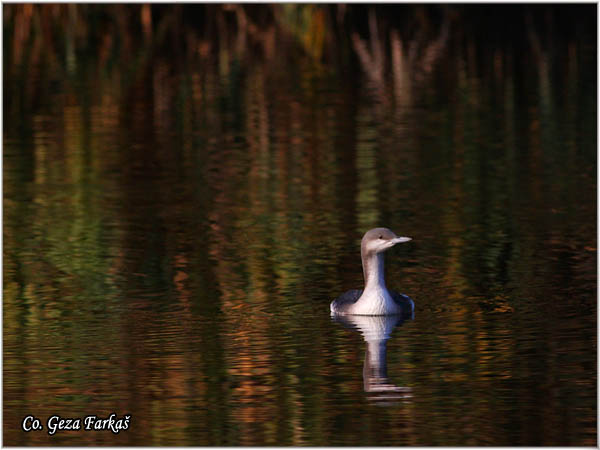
[[4, 5, 596, 446]]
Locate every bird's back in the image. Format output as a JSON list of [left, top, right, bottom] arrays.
[[331, 289, 414, 317], [330, 289, 363, 314], [390, 292, 415, 319]]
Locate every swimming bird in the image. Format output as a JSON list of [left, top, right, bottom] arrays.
[[330, 228, 414, 316]]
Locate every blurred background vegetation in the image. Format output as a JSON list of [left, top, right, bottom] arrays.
[[4, 4, 596, 109]]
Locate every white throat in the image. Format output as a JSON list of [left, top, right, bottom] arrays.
[[351, 253, 400, 315], [364, 253, 386, 289]]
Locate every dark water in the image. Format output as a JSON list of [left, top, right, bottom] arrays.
[[4, 5, 597, 446]]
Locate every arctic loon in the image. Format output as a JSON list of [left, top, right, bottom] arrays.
[[330, 228, 414, 316]]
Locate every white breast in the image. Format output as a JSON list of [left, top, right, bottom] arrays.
[[349, 287, 400, 315]]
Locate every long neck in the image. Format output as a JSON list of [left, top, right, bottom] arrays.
[[362, 252, 386, 290]]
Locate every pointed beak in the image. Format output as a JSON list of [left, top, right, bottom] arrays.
[[392, 236, 412, 245]]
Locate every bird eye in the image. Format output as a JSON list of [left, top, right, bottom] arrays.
[[379, 235, 383, 239]]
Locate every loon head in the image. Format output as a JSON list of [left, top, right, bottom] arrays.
[[361, 227, 411, 258]]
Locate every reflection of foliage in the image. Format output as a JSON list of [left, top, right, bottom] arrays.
[[4, 4, 596, 447], [279, 5, 327, 61]]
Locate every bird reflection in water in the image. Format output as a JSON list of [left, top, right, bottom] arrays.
[[333, 314, 413, 405]]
